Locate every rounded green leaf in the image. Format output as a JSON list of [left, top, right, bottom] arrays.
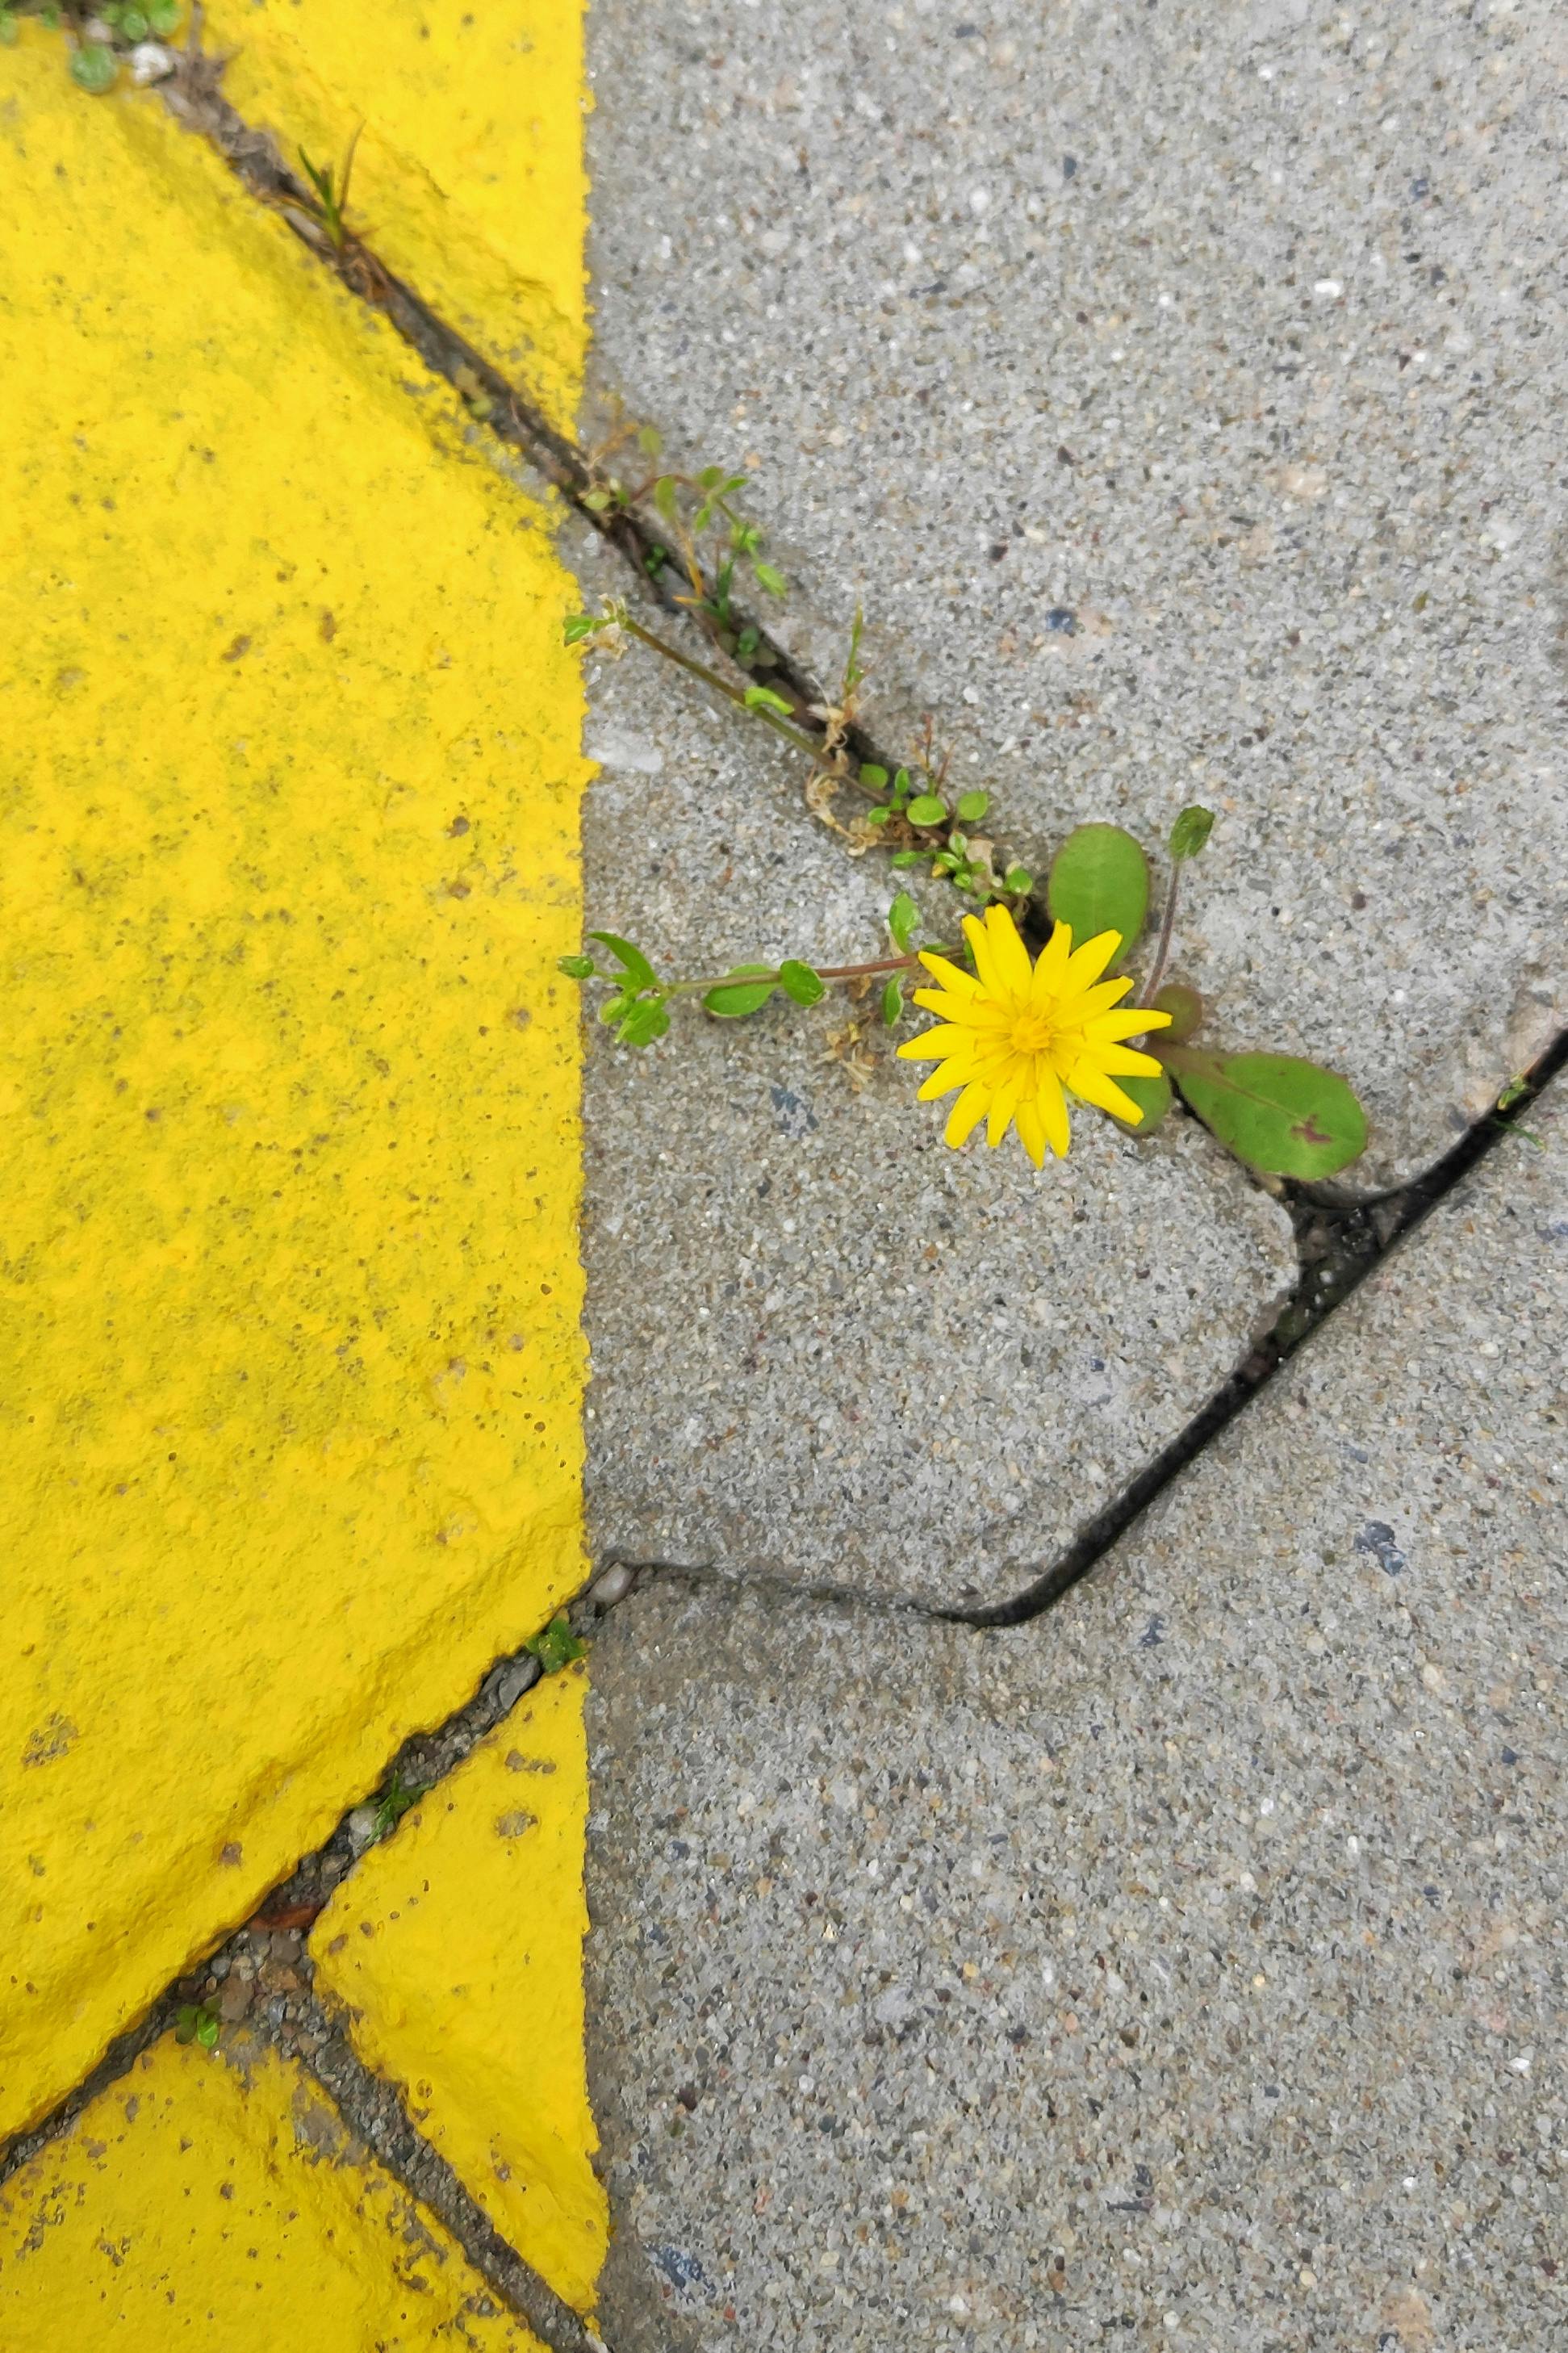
[[905, 794, 948, 827], [1046, 823, 1149, 960], [955, 789, 990, 822], [617, 999, 670, 1047], [1162, 1048, 1368, 1179], [704, 965, 777, 1019], [887, 890, 920, 953], [70, 41, 119, 90], [1168, 803, 1216, 860], [779, 959, 825, 1007], [1150, 982, 1203, 1043], [1109, 1071, 1173, 1137], [880, 977, 904, 1027], [557, 953, 596, 981]]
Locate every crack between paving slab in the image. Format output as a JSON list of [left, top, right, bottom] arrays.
[[0, 1623, 616, 2353]]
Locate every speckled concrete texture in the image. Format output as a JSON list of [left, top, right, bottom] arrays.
[[583, 1082, 1567, 2348], [571, 530, 1295, 1609], [584, 0, 1568, 1190]]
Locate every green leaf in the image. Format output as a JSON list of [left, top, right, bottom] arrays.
[[754, 560, 788, 598], [743, 684, 793, 716], [955, 789, 990, 822], [887, 890, 920, 953], [905, 794, 947, 827], [176, 2003, 220, 2050], [1169, 804, 1216, 861], [617, 999, 670, 1047], [880, 978, 904, 1027], [1150, 982, 1203, 1043], [638, 424, 663, 456], [1109, 1071, 1174, 1137], [890, 849, 923, 869], [865, 806, 893, 827], [778, 960, 826, 1007], [587, 931, 658, 991], [557, 953, 596, 980], [580, 488, 614, 513], [891, 768, 912, 803], [1046, 823, 1149, 960], [597, 993, 633, 1026], [0, 11, 18, 40], [562, 613, 600, 645], [697, 465, 726, 491], [119, 4, 149, 35], [704, 965, 777, 1019], [70, 42, 118, 91], [654, 474, 678, 521], [1003, 864, 1035, 895], [525, 1613, 587, 1674], [1160, 1047, 1368, 1179], [859, 764, 889, 792]]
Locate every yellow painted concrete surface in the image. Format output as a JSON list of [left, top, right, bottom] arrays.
[[0, 2033, 547, 2348], [312, 1664, 606, 2316], [1, 40, 590, 2136], [202, 0, 589, 426]]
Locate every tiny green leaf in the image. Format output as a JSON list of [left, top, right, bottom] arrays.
[[1150, 982, 1203, 1043], [697, 464, 726, 490], [1003, 864, 1035, 895], [581, 488, 614, 513], [887, 890, 921, 953], [176, 2003, 220, 2051], [955, 789, 990, 822], [890, 849, 923, 869], [119, 4, 149, 34], [587, 931, 658, 991], [638, 424, 663, 456], [617, 999, 670, 1047], [557, 953, 596, 980], [1160, 1047, 1368, 1179], [743, 685, 793, 716], [654, 474, 678, 521], [865, 806, 893, 827], [880, 978, 904, 1027], [1046, 823, 1149, 960], [562, 613, 600, 645], [70, 42, 118, 91], [1109, 1071, 1174, 1136], [147, 0, 182, 31], [905, 794, 948, 827], [598, 992, 633, 1026], [1169, 804, 1216, 861], [754, 560, 788, 598], [779, 960, 826, 1007], [525, 1613, 587, 1674], [859, 764, 889, 792], [703, 965, 777, 1019]]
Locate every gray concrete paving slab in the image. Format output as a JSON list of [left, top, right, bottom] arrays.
[[582, 1080, 1567, 2348], [583, 0, 1568, 1191], [570, 527, 1295, 1609]]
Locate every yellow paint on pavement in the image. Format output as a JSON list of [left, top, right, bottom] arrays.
[[1, 40, 590, 2135], [312, 1664, 606, 2316], [202, 0, 589, 426], [0, 2033, 546, 2349]]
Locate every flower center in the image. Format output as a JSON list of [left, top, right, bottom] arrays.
[[1009, 1010, 1060, 1055]]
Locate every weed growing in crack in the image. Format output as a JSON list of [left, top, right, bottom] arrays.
[[524, 1614, 587, 1675], [369, 1767, 429, 1840], [174, 2000, 220, 2052], [562, 468, 1369, 1181]]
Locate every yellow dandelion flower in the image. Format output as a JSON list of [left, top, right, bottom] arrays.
[[897, 903, 1173, 1166]]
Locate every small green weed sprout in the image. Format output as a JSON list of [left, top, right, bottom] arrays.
[[524, 1613, 587, 1674], [175, 2002, 220, 2052], [370, 1768, 428, 1840]]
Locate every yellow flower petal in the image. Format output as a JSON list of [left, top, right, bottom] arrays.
[[960, 911, 1005, 996], [917, 1058, 973, 1102], [1076, 976, 1135, 1019], [944, 1082, 991, 1149], [1067, 1061, 1143, 1123], [1085, 1007, 1171, 1043], [1031, 921, 1073, 1001], [1096, 1044, 1167, 1078], [916, 950, 977, 996], [985, 1070, 1027, 1149], [1064, 928, 1123, 989], [1013, 1098, 1048, 1167], [984, 902, 1034, 997], [1035, 1067, 1072, 1158], [896, 1024, 979, 1063]]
